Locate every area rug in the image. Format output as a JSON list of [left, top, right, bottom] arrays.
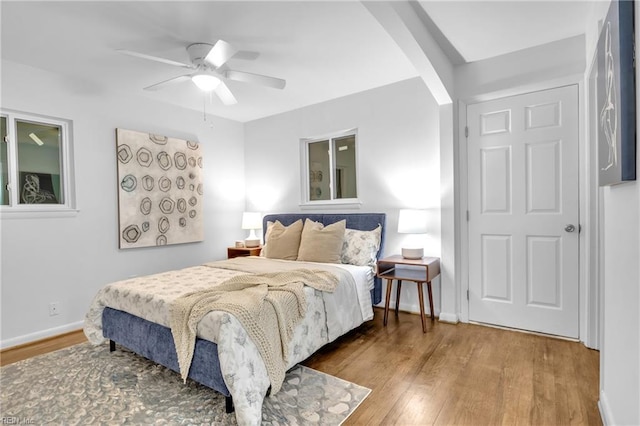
[[1, 343, 370, 425]]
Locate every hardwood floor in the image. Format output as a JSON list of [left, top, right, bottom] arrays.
[[0, 329, 86, 367], [303, 308, 601, 425], [1, 309, 601, 425]]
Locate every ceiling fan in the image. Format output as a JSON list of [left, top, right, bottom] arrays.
[[117, 40, 286, 105]]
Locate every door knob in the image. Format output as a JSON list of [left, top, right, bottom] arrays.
[[564, 224, 576, 233]]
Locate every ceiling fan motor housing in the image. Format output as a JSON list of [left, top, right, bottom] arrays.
[[187, 43, 215, 68]]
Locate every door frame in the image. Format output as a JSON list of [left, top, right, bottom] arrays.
[[455, 76, 600, 348]]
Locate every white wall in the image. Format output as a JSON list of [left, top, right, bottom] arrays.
[[0, 61, 246, 348], [455, 35, 585, 100], [589, 2, 640, 424], [361, 3, 456, 322], [244, 77, 443, 315]]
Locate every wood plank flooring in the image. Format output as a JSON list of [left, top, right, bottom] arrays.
[[0, 329, 86, 367], [1, 309, 601, 425], [303, 308, 601, 425]]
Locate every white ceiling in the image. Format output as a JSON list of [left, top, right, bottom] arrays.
[[1, 1, 592, 123]]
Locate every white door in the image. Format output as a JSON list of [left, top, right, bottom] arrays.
[[467, 85, 579, 338]]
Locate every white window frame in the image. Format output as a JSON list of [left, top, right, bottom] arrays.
[[300, 128, 361, 208], [0, 109, 77, 218]]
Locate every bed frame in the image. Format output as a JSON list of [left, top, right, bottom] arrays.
[[103, 212, 386, 413]]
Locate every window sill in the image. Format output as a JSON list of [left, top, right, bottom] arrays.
[[299, 199, 363, 210], [1, 207, 80, 219]]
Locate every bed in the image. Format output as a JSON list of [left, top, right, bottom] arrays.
[[84, 212, 386, 425]]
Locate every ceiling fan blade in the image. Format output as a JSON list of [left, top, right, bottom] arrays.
[[143, 75, 191, 91], [214, 81, 238, 105], [225, 70, 286, 90], [204, 40, 238, 69], [117, 49, 194, 68], [233, 51, 260, 61]]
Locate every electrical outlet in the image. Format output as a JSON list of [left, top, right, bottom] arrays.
[[49, 302, 60, 316]]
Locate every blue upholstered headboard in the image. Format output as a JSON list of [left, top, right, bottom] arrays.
[[262, 213, 386, 304]]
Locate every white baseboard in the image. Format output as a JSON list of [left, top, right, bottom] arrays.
[[0, 321, 84, 350], [397, 301, 438, 317], [598, 390, 613, 426], [438, 312, 459, 323], [376, 299, 440, 318]]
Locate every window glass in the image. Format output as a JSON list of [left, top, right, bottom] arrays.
[[1, 116, 8, 205], [308, 140, 330, 201], [333, 135, 357, 199], [16, 120, 63, 204], [0, 116, 9, 206]]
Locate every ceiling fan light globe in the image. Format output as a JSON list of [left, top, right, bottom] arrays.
[[191, 74, 221, 91]]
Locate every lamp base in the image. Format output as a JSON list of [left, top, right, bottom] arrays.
[[245, 238, 261, 248], [401, 247, 424, 259]]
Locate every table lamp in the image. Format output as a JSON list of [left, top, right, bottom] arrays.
[[397, 209, 428, 259], [241, 212, 262, 248]]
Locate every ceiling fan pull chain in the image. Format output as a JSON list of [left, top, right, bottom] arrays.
[[203, 92, 215, 128], [203, 94, 207, 122]]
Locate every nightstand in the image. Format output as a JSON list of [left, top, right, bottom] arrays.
[[227, 246, 262, 259], [376, 255, 441, 333]]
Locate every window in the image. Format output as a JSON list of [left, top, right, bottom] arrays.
[[0, 109, 76, 216], [301, 129, 359, 205], [1, 116, 8, 205]]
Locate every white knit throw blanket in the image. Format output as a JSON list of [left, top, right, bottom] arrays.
[[169, 269, 338, 394]]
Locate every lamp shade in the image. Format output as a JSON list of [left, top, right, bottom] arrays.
[[397, 209, 428, 234], [191, 73, 221, 92], [241, 212, 262, 230]]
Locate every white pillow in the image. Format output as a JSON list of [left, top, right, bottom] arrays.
[[341, 225, 382, 266]]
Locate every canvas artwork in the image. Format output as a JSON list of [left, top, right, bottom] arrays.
[[597, 0, 636, 186], [116, 129, 203, 249]]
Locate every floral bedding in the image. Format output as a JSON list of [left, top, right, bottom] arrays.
[[84, 257, 373, 425]]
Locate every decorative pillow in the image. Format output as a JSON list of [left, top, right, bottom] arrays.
[[297, 219, 346, 264], [263, 219, 303, 260], [341, 225, 382, 266], [259, 221, 274, 257]]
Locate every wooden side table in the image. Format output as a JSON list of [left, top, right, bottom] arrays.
[[227, 246, 262, 259], [376, 255, 441, 333]]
